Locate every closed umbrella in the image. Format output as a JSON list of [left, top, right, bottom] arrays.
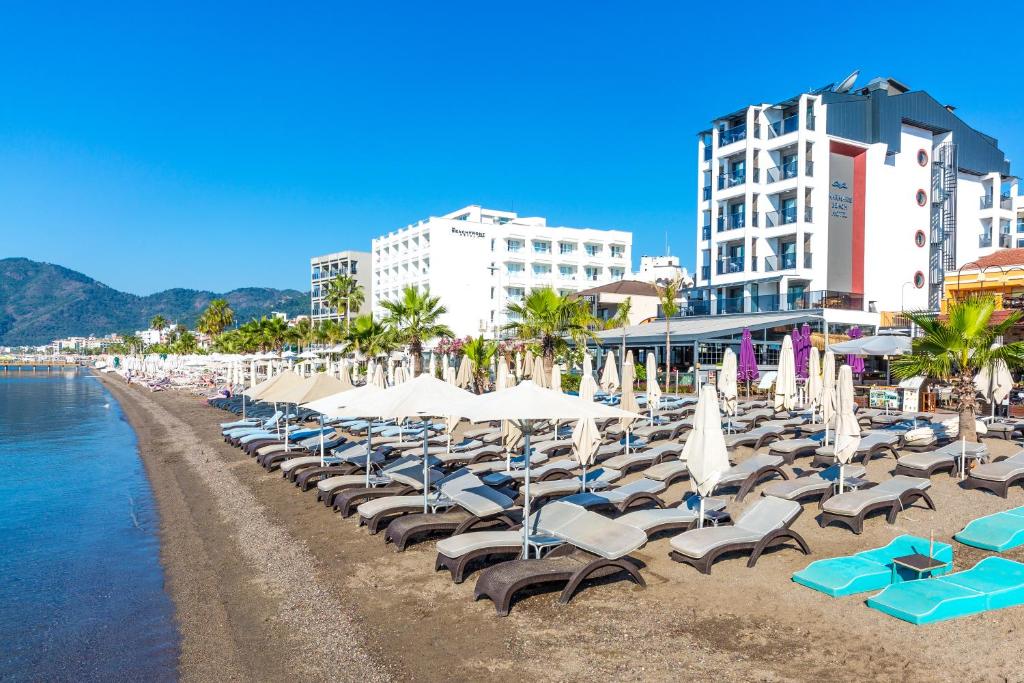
[[532, 356, 547, 388], [719, 347, 737, 429], [572, 417, 601, 492], [797, 322, 812, 379], [522, 349, 534, 378], [774, 335, 797, 412], [550, 364, 562, 395], [833, 364, 861, 494], [496, 356, 509, 393], [455, 355, 472, 389], [371, 363, 387, 389], [684, 384, 731, 528], [578, 351, 598, 402], [619, 353, 640, 452], [646, 352, 662, 425], [806, 347, 822, 416], [600, 352, 620, 394], [737, 327, 759, 397], [448, 380, 642, 558], [514, 352, 523, 381], [444, 365, 457, 385], [428, 353, 437, 379], [975, 349, 1014, 418], [820, 350, 837, 447]]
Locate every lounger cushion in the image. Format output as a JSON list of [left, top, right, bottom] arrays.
[[534, 501, 646, 559], [643, 460, 688, 482], [317, 474, 370, 491], [717, 454, 784, 486], [602, 452, 655, 470], [280, 456, 321, 472], [436, 530, 523, 557], [770, 438, 820, 454], [669, 526, 763, 558], [761, 464, 866, 500], [970, 460, 1024, 482], [449, 485, 515, 518], [822, 475, 929, 516], [733, 496, 802, 535], [357, 495, 430, 518], [617, 497, 727, 532]]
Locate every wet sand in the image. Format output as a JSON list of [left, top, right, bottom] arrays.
[[101, 374, 1024, 682]]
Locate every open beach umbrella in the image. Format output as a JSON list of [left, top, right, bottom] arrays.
[[455, 355, 472, 389], [244, 369, 303, 400], [532, 356, 547, 388], [448, 380, 642, 558], [684, 384, 731, 528], [820, 349, 837, 446], [833, 364, 861, 493], [354, 373, 474, 512], [522, 349, 534, 379], [646, 352, 662, 424], [600, 352, 620, 393], [718, 348, 737, 425], [578, 352, 598, 402], [975, 348, 1014, 417], [774, 335, 797, 412], [806, 347, 822, 415], [304, 383, 384, 486], [737, 327, 759, 397]]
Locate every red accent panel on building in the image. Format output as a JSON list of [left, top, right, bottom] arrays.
[[830, 141, 867, 294]]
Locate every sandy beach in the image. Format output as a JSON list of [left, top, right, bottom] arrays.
[[100, 373, 1024, 682]]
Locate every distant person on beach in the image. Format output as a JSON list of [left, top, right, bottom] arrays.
[[125, 369, 133, 385]]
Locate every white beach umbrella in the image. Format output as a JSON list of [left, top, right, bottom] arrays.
[[550, 364, 562, 395], [684, 384, 731, 527], [718, 348, 737, 421], [266, 373, 349, 457], [829, 334, 912, 357], [600, 351, 620, 393], [522, 349, 534, 378], [514, 352, 523, 380], [819, 349, 837, 446], [806, 347, 822, 415], [244, 369, 303, 400], [774, 335, 797, 412], [571, 417, 601, 490], [646, 352, 663, 424], [371, 363, 386, 389], [975, 350, 1014, 417], [833, 364, 861, 493], [532, 356, 547, 388], [448, 380, 642, 558], [619, 353, 640, 448], [578, 352, 598, 402], [455, 354, 472, 389], [304, 383, 385, 486], [444, 365, 457, 385], [496, 356, 510, 392], [428, 352, 437, 379], [393, 366, 407, 386], [353, 374, 474, 512], [337, 359, 353, 389]]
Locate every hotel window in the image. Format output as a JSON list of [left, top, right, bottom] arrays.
[[559, 265, 576, 280], [533, 240, 551, 253], [506, 262, 524, 275], [584, 266, 601, 281], [532, 263, 551, 276], [610, 245, 624, 258], [559, 242, 577, 255], [610, 267, 624, 280], [506, 239, 523, 253], [585, 244, 602, 257], [507, 287, 525, 303]]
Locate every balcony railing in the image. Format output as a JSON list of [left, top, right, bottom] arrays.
[[806, 112, 815, 131], [717, 214, 746, 231], [718, 125, 746, 146], [1000, 233, 1013, 248], [1002, 195, 1014, 210], [703, 146, 712, 161], [805, 160, 814, 177], [700, 265, 711, 281], [701, 224, 711, 241], [716, 255, 745, 275], [717, 172, 746, 190], [763, 253, 797, 271], [980, 235, 993, 248], [768, 114, 799, 138], [766, 208, 797, 227], [981, 196, 994, 210], [804, 252, 813, 268], [702, 186, 712, 201], [766, 160, 798, 184], [676, 289, 864, 317]]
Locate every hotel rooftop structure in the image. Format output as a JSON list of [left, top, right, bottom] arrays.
[[371, 205, 632, 337], [693, 72, 1021, 319]]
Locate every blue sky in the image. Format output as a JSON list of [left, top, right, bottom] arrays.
[[3, 1, 1022, 294]]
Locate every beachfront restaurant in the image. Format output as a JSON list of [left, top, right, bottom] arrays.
[[589, 311, 867, 386]]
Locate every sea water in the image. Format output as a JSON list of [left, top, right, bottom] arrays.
[[0, 371, 178, 680]]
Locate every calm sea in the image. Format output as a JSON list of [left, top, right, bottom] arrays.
[[0, 370, 178, 681]]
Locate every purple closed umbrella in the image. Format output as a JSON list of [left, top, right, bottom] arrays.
[[795, 322, 812, 379], [738, 328, 759, 396], [847, 326, 865, 375]]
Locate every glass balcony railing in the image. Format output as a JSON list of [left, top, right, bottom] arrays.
[[700, 265, 710, 281], [718, 125, 747, 146], [718, 172, 746, 190], [717, 214, 746, 231], [701, 224, 711, 241], [675, 290, 863, 317], [804, 252, 813, 268], [768, 114, 799, 138], [716, 255, 745, 275], [763, 253, 797, 271], [766, 208, 798, 227], [1001, 195, 1014, 210], [981, 196, 994, 210], [702, 186, 712, 201], [806, 112, 815, 131], [980, 234, 993, 248], [1000, 233, 1013, 248]]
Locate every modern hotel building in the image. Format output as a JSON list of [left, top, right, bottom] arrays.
[[693, 73, 1021, 317], [370, 205, 632, 337], [309, 250, 371, 324]]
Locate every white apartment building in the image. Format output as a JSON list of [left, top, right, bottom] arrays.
[[371, 205, 633, 337], [694, 73, 1019, 319], [634, 255, 693, 287], [309, 250, 371, 324]]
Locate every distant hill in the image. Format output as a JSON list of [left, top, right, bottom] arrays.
[[0, 258, 309, 346]]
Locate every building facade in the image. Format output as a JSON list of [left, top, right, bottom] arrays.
[[309, 250, 371, 325], [370, 205, 633, 337], [634, 255, 693, 287], [694, 73, 1019, 318]]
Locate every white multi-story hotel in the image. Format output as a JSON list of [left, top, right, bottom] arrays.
[[694, 72, 1020, 318], [371, 205, 633, 337], [309, 250, 371, 324]]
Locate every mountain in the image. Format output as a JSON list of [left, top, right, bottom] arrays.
[[0, 258, 309, 346]]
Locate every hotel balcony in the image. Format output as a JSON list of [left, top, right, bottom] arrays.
[[717, 214, 749, 232], [717, 171, 747, 190], [716, 255, 745, 275], [680, 289, 862, 317], [980, 234, 992, 248], [702, 186, 712, 201], [701, 224, 711, 241], [764, 159, 813, 184], [700, 265, 710, 281], [765, 206, 812, 228], [718, 124, 747, 146]]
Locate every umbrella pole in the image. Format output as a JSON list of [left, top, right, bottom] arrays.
[[838, 463, 844, 495], [319, 415, 325, 466], [284, 404, 291, 452], [625, 427, 631, 457], [961, 436, 967, 480], [242, 393, 246, 420], [365, 425, 374, 488], [422, 417, 430, 514], [521, 427, 532, 559], [698, 496, 705, 529]]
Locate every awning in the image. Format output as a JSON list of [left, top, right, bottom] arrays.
[[592, 312, 820, 346]]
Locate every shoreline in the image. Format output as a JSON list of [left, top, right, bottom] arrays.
[[100, 373, 1024, 681]]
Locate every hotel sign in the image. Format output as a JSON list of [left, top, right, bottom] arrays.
[[829, 180, 853, 220], [451, 227, 485, 239]]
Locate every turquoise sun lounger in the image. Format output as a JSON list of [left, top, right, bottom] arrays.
[[792, 535, 953, 597], [867, 556, 1024, 624], [954, 506, 1024, 552]]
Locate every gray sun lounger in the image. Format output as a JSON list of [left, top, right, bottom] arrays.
[[811, 431, 901, 468], [560, 478, 666, 513], [760, 463, 866, 503], [894, 441, 988, 478], [602, 442, 682, 473], [669, 496, 809, 574], [724, 425, 784, 450], [769, 437, 825, 464], [481, 458, 578, 487], [961, 450, 1024, 498], [712, 454, 789, 502], [521, 467, 623, 506], [473, 502, 647, 616], [819, 475, 934, 534], [616, 495, 728, 536]]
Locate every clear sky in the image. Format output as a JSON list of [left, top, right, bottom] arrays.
[[3, 1, 1022, 294]]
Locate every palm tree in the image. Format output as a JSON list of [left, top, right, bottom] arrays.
[[381, 286, 453, 376], [324, 275, 365, 334], [346, 314, 395, 359], [893, 296, 1024, 442], [657, 279, 682, 375], [504, 287, 597, 376], [288, 318, 314, 351], [197, 299, 234, 337], [172, 331, 200, 355], [463, 336, 497, 394], [150, 315, 168, 332], [605, 296, 632, 363]]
